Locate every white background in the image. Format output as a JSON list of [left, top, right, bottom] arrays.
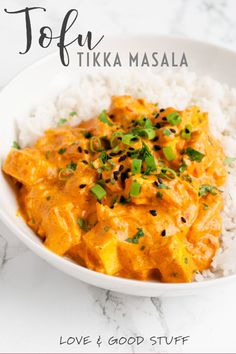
[[0, 0, 236, 353]]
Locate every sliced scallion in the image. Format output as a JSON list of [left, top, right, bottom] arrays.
[[90, 136, 102, 152], [130, 182, 141, 197], [98, 110, 113, 126], [131, 159, 142, 174], [91, 184, 107, 200], [163, 146, 176, 161], [166, 112, 182, 126]]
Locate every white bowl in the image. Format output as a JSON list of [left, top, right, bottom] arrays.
[[1, 35, 236, 297]]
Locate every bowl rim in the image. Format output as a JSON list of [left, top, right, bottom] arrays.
[[1, 33, 236, 293]]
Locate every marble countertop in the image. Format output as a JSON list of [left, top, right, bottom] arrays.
[[1, 0, 236, 352]]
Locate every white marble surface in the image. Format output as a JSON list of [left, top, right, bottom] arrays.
[[1, 0, 236, 352]]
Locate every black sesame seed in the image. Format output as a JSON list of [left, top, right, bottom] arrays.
[[119, 165, 124, 172], [181, 216, 187, 223], [185, 128, 190, 134], [157, 177, 163, 184], [161, 229, 166, 237], [105, 178, 111, 183], [149, 210, 157, 216], [79, 184, 87, 189], [118, 155, 127, 162], [113, 171, 119, 181], [153, 145, 161, 151], [82, 160, 88, 165], [121, 171, 129, 183], [84, 149, 89, 154], [78, 146, 83, 153], [170, 128, 176, 133], [153, 136, 159, 142], [160, 108, 165, 112], [155, 123, 161, 129], [162, 117, 167, 121], [109, 152, 117, 157], [153, 181, 159, 187]]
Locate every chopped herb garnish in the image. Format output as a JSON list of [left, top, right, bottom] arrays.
[[199, 185, 218, 197], [122, 133, 139, 146], [166, 112, 182, 125], [126, 227, 144, 244], [184, 257, 188, 264], [58, 148, 67, 155], [98, 110, 113, 126], [67, 161, 77, 171], [91, 184, 107, 201], [145, 155, 157, 172], [140, 245, 145, 251], [181, 124, 192, 140], [156, 191, 163, 199], [90, 136, 102, 152], [179, 162, 187, 173], [163, 128, 171, 136], [186, 147, 205, 162], [163, 146, 176, 161], [104, 226, 110, 232], [58, 118, 67, 126], [224, 156, 236, 165], [203, 203, 209, 210], [77, 218, 89, 231], [131, 159, 142, 174], [12, 141, 21, 150], [69, 111, 77, 116], [130, 181, 141, 197]]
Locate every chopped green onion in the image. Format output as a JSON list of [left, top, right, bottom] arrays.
[[133, 128, 156, 140], [58, 168, 75, 180], [163, 128, 171, 136], [163, 146, 176, 161], [58, 118, 67, 126], [122, 134, 139, 146], [110, 132, 123, 148], [199, 185, 218, 197], [179, 162, 187, 173], [145, 156, 156, 172], [166, 112, 182, 126], [203, 203, 209, 210], [67, 161, 77, 171], [181, 124, 192, 140], [186, 147, 205, 162], [90, 136, 102, 152], [70, 111, 77, 117], [91, 184, 107, 200], [224, 156, 236, 165], [131, 159, 142, 174], [156, 191, 163, 199], [137, 117, 153, 128], [130, 182, 141, 197], [58, 148, 67, 155], [158, 166, 177, 179], [77, 218, 89, 231], [12, 141, 21, 150], [98, 110, 113, 126], [104, 226, 110, 232], [158, 183, 170, 189], [126, 227, 144, 244]]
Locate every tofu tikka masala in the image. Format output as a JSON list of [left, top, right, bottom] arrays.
[[3, 96, 227, 283]]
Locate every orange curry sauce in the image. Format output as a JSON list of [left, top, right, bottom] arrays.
[[3, 96, 227, 282]]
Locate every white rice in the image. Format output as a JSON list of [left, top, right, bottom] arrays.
[[17, 69, 236, 281]]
